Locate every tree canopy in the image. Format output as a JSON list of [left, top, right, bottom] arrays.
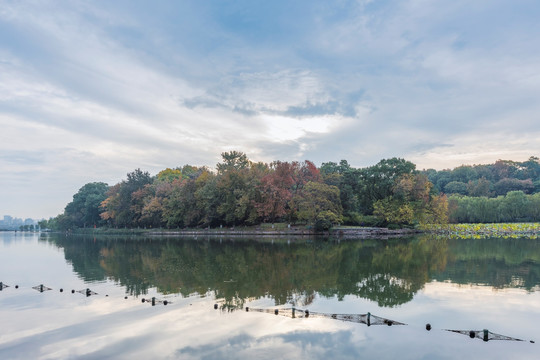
[[43, 153, 540, 230]]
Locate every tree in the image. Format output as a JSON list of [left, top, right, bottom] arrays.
[[373, 197, 414, 225], [493, 178, 534, 196], [290, 160, 321, 195], [500, 191, 529, 221], [181, 165, 200, 179], [38, 219, 49, 230], [451, 165, 477, 183], [320, 159, 351, 176], [492, 160, 518, 181], [426, 194, 449, 224], [371, 172, 447, 225], [254, 161, 294, 222], [528, 193, 540, 220], [194, 171, 220, 227], [393, 173, 432, 204], [466, 177, 492, 197], [100, 169, 153, 227], [216, 166, 249, 225], [233, 162, 267, 225], [521, 156, 540, 181], [321, 160, 361, 224], [295, 181, 342, 228], [216, 151, 250, 174], [141, 196, 165, 227], [443, 181, 468, 195], [64, 182, 109, 228], [162, 178, 190, 228], [157, 168, 182, 182], [357, 158, 416, 214]]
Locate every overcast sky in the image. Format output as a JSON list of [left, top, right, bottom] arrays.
[[1, 0, 539, 219]]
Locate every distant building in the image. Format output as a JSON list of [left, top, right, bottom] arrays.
[[0, 215, 38, 230]]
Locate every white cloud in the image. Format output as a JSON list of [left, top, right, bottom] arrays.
[[1, 0, 539, 217]]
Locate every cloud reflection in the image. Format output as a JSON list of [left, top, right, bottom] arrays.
[[1, 291, 538, 360]]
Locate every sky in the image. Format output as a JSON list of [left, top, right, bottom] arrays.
[[1, 0, 539, 219]]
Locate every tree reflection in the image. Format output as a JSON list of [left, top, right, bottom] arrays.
[[42, 234, 540, 308]]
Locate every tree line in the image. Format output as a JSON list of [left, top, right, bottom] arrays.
[[41, 152, 540, 230], [423, 156, 540, 197], [448, 192, 540, 223]]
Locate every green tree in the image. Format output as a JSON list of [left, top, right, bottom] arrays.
[[493, 178, 534, 196], [64, 182, 109, 228], [216, 151, 250, 174], [373, 197, 414, 225], [194, 171, 220, 227], [500, 191, 529, 221], [528, 193, 540, 220], [357, 158, 416, 214], [521, 156, 540, 181], [451, 165, 478, 183], [321, 160, 361, 224], [162, 179, 190, 228], [295, 181, 342, 229], [443, 181, 468, 195]]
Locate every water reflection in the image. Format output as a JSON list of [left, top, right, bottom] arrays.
[[41, 234, 540, 308]]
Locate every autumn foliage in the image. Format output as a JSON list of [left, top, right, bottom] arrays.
[[45, 153, 540, 231]]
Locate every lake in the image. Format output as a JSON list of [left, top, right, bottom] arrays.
[[0, 231, 538, 359]]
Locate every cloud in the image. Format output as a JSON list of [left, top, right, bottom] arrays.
[[1, 0, 540, 217], [175, 330, 363, 360]]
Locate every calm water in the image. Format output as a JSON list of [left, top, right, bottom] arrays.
[[0, 232, 539, 359]]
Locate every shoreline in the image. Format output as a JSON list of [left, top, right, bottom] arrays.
[[49, 226, 421, 238], [33, 222, 540, 239], [148, 227, 420, 238]]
